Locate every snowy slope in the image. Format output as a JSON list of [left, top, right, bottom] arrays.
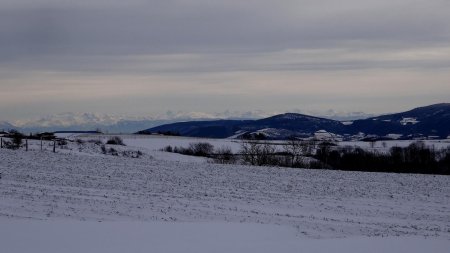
[[0, 139, 449, 252], [1, 220, 449, 253]]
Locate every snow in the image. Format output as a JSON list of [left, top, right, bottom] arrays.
[[122, 134, 243, 153], [53, 132, 91, 139], [226, 130, 248, 139], [338, 139, 450, 151], [386, 133, 403, 139], [314, 130, 343, 141], [400, 117, 420, 125], [1, 137, 450, 252], [1, 220, 449, 253], [255, 128, 295, 139]]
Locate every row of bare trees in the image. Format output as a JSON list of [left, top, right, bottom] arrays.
[[164, 139, 450, 174], [239, 138, 321, 168], [163, 138, 323, 168]]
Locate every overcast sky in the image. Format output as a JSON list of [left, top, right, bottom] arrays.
[[1, 0, 450, 121]]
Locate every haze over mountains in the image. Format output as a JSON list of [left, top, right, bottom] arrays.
[[145, 104, 450, 140], [1, 104, 449, 139], [1, 110, 374, 133]]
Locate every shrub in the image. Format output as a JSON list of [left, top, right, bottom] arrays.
[[75, 139, 85, 144], [283, 137, 311, 167], [57, 139, 68, 146], [240, 141, 279, 166], [87, 139, 103, 145], [122, 150, 143, 158], [101, 145, 107, 154], [165, 142, 214, 157], [312, 141, 450, 174], [157, 131, 180, 136], [213, 146, 237, 164], [108, 147, 119, 156], [188, 142, 214, 156], [4, 130, 24, 150], [106, 136, 125, 146], [11, 133, 23, 149], [163, 145, 173, 152]]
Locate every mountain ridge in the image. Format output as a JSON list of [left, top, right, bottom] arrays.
[[143, 103, 450, 140]]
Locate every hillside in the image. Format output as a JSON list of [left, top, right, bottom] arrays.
[[142, 104, 450, 139], [349, 103, 450, 138], [144, 113, 343, 139]]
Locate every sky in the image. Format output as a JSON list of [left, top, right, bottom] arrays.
[[1, 0, 450, 121]]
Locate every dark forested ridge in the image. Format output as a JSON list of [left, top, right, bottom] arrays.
[[141, 103, 450, 140]]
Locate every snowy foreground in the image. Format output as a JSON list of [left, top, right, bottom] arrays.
[[1, 137, 450, 252]]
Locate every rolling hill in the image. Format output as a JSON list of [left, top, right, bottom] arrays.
[[142, 103, 450, 140]]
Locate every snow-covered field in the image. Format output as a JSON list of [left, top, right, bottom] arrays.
[[1, 137, 449, 252], [78, 133, 450, 153]]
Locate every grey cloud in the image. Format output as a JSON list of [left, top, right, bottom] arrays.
[[1, 0, 450, 120], [1, 0, 450, 60], [3, 46, 450, 77]]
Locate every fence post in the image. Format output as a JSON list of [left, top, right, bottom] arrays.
[[26, 139, 28, 151], [40, 137, 43, 151], [1, 138, 2, 149], [53, 140, 56, 153]]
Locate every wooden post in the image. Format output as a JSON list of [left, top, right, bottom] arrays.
[[53, 140, 56, 153], [40, 137, 43, 151], [26, 139, 28, 151], [1, 138, 2, 149]]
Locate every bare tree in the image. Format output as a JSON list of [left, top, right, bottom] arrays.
[[283, 137, 306, 167], [240, 140, 278, 166], [189, 142, 214, 156], [213, 146, 237, 164], [240, 140, 262, 165]]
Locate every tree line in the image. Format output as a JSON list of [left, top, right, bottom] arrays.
[[163, 139, 450, 175]]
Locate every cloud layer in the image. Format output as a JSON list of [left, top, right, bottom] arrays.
[[1, 0, 449, 120]]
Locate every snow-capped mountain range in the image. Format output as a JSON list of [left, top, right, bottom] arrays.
[[0, 121, 16, 132]]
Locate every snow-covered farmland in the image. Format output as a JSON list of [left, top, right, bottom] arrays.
[[1, 137, 450, 252], [77, 133, 450, 153]]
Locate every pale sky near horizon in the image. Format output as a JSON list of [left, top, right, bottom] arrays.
[[1, 0, 450, 121]]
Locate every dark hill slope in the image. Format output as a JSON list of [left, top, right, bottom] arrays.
[[143, 113, 344, 138], [140, 103, 450, 139], [349, 103, 450, 138], [144, 120, 252, 138]]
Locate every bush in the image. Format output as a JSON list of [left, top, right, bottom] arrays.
[[12, 133, 23, 149], [106, 136, 125, 146], [87, 139, 103, 145], [157, 131, 180, 136], [213, 146, 237, 164], [240, 141, 279, 166], [312, 141, 450, 174], [4, 130, 24, 150], [75, 139, 85, 144], [122, 150, 143, 158], [283, 138, 312, 167], [164, 142, 215, 157], [101, 145, 107, 154], [57, 139, 68, 146], [163, 145, 173, 152], [188, 142, 214, 156], [108, 147, 119, 156]]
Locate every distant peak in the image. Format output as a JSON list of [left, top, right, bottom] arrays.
[[415, 103, 450, 109], [271, 113, 309, 119]]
